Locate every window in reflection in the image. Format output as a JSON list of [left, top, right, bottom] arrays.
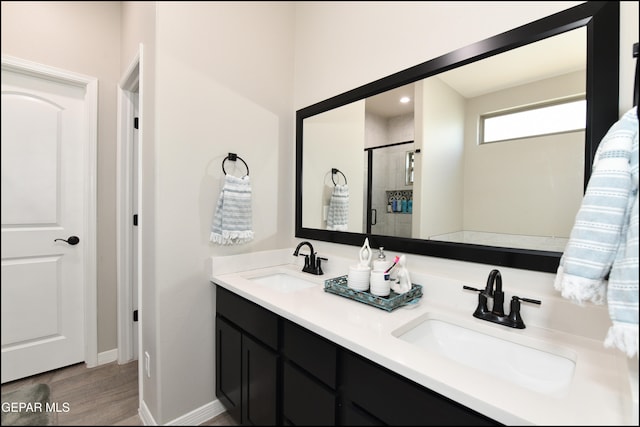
[[481, 97, 586, 144]]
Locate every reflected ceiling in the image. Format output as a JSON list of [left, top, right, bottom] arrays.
[[366, 27, 585, 117]]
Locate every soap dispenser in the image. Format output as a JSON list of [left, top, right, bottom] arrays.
[[373, 247, 390, 271]]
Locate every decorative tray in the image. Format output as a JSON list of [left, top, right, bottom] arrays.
[[324, 275, 423, 312]]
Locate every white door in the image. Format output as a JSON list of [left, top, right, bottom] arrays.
[[117, 56, 141, 364], [132, 91, 139, 360], [1, 60, 94, 383]]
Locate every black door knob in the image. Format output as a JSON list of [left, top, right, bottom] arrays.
[[54, 236, 80, 245]]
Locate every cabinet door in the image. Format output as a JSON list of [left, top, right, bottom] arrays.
[[282, 320, 337, 389], [216, 316, 242, 424], [283, 361, 336, 425], [340, 401, 384, 426], [242, 334, 279, 425], [342, 351, 498, 426]]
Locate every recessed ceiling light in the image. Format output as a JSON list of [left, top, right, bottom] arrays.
[[400, 96, 410, 103]]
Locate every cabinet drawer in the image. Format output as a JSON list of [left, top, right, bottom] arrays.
[[215, 285, 278, 350], [342, 351, 498, 426], [283, 361, 336, 425], [282, 320, 337, 389]]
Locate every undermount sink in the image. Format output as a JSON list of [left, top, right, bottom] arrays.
[[247, 272, 318, 293], [393, 316, 576, 397]]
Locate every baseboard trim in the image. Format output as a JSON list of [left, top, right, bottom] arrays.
[[97, 349, 118, 365], [165, 399, 226, 426], [139, 399, 156, 425], [137, 398, 226, 426]]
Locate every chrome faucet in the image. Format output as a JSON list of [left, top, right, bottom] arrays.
[[463, 269, 541, 329], [293, 241, 326, 275]]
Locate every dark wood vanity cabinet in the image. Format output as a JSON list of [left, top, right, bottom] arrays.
[[214, 285, 500, 426], [215, 317, 242, 422], [340, 350, 498, 426], [282, 319, 338, 425], [215, 286, 279, 425], [241, 334, 279, 425]]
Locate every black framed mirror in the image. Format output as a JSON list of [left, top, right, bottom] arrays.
[[295, 1, 619, 273]]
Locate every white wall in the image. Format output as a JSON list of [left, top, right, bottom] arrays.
[[415, 76, 465, 239], [463, 71, 586, 237], [152, 2, 295, 423], [303, 100, 365, 232], [388, 113, 415, 143], [121, 3, 297, 422], [364, 111, 387, 149], [294, 1, 589, 109]]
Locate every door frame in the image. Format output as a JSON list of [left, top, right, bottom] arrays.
[[116, 45, 143, 366], [1, 54, 98, 368]]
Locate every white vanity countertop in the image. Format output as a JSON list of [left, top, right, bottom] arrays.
[[211, 258, 635, 425]]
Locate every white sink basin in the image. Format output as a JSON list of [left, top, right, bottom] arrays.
[[394, 317, 576, 397], [247, 272, 318, 293]]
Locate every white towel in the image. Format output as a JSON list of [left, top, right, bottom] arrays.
[[210, 174, 254, 245], [326, 184, 349, 231]]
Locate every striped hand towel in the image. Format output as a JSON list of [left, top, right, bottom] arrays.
[[326, 184, 349, 231], [555, 107, 638, 358], [210, 174, 254, 245]]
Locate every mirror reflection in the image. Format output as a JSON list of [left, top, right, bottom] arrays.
[[302, 26, 586, 253], [366, 141, 416, 238]]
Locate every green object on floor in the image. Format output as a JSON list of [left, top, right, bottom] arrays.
[[1, 384, 53, 426]]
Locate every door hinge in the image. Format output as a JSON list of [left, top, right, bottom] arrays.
[[133, 310, 138, 322], [134, 117, 139, 130], [133, 214, 138, 226]]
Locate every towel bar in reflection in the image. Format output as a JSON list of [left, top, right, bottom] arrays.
[[222, 152, 249, 176], [331, 168, 347, 185]]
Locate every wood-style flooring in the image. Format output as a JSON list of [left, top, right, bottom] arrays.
[[0, 361, 236, 426]]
